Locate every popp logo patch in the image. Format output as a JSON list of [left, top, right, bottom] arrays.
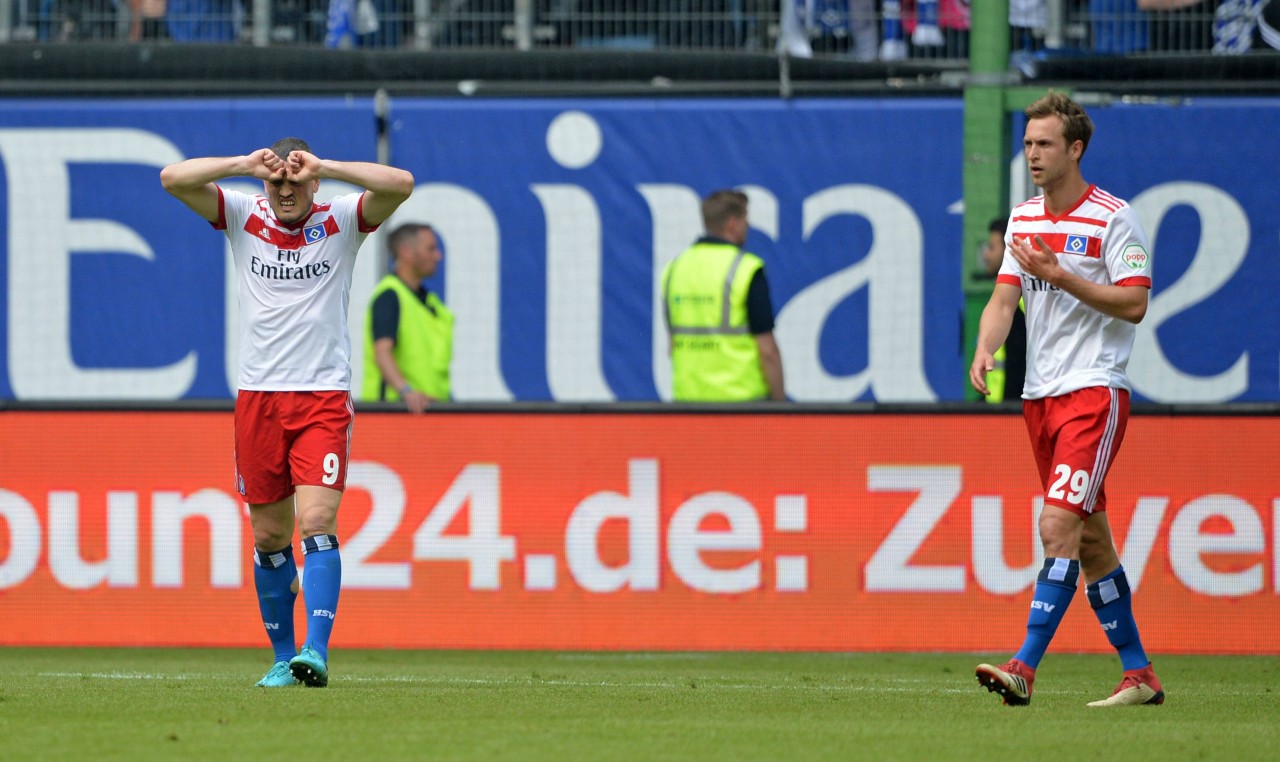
[[1122, 245, 1149, 270]]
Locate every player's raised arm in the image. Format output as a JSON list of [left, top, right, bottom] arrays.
[[293, 153, 414, 227], [160, 150, 279, 223]]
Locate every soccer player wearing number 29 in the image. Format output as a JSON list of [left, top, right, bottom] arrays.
[[161, 139, 413, 687], [969, 92, 1164, 708]]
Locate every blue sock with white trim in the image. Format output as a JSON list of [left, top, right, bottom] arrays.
[[1014, 558, 1080, 669], [1087, 566, 1149, 671], [253, 545, 298, 664], [300, 534, 342, 662]]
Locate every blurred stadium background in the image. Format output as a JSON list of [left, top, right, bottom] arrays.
[[4, 0, 1275, 57]]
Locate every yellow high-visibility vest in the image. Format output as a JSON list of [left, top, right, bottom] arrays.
[[361, 275, 453, 402], [663, 241, 768, 401]]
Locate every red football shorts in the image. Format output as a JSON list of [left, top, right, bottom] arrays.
[[1022, 386, 1130, 518], [234, 390, 354, 505]]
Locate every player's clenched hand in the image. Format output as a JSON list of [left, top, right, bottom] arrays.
[[969, 348, 994, 396], [1010, 234, 1062, 285], [248, 148, 287, 182], [284, 150, 322, 183]]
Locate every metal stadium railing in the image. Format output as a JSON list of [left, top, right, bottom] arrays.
[[0, 0, 1274, 58]]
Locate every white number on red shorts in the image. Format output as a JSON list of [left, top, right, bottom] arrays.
[[322, 452, 340, 485], [1048, 464, 1089, 505]]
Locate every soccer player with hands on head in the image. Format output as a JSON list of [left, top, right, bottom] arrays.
[[161, 138, 414, 688], [970, 92, 1164, 708]]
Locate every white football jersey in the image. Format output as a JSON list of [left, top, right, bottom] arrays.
[[217, 188, 375, 391], [997, 184, 1152, 399]]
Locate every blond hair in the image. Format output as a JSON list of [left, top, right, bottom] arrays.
[[701, 189, 748, 236], [1025, 91, 1094, 158]]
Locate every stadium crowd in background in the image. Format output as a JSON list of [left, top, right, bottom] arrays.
[[10, 1, 1280, 54]]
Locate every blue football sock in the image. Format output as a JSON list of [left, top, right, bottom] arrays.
[[1014, 558, 1080, 669], [301, 534, 342, 662], [253, 545, 298, 664], [1087, 566, 1150, 671]]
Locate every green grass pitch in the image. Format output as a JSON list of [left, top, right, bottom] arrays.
[[1, 649, 1276, 761]]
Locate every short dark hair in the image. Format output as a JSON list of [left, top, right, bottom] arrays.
[[386, 222, 435, 261], [988, 217, 1008, 235], [269, 137, 312, 160], [701, 189, 748, 235], [1025, 91, 1094, 158]]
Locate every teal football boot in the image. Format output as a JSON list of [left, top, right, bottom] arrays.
[[256, 660, 301, 688], [289, 645, 329, 688]]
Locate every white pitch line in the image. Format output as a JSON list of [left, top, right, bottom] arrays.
[[31, 671, 969, 693], [36, 672, 196, 680]]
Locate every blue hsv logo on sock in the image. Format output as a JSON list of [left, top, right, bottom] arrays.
[[1014, 558, 1080, 669]]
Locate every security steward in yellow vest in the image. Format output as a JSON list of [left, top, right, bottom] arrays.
[[361, 223, 453, 413], [662, 189, 785, 402]]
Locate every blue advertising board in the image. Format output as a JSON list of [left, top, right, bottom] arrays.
[[0, 98, 377, 401], [0, 96, 1275, 402], [1056, 100, 1279, 403]]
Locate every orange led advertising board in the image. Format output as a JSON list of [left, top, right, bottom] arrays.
[[1, 411, 1276, 653]]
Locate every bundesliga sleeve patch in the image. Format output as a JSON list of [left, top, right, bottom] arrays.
[[1122, 244, 1149, 269]]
